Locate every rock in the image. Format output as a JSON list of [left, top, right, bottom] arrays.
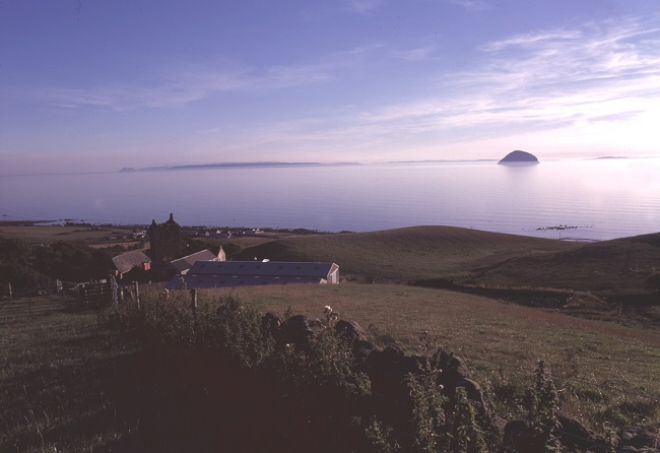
[[503, 419, 535, 453], [498, 150, 539, 164], [262, 312, 282, 335], [618, 426, 660, 451], [555, 412, 602, 452], [504, 412, 607, 453], [457, 378, 488, 412], [364, 346, 430, 401], [278, 315, 314, 350], [334, 320, 368, 344], [432, 347, 469, 391], [353, 340, 379, 362]]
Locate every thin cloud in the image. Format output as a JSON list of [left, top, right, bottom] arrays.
[[481, 30, 583, 52], [347, 0, 385, 14], [195, 17, 660, 157], [447, 0, 491, 12], [473, 18, 660, 94], [291, 17, 660, 148], [391, 46, 436, 62], [40, 46, 380, 111]]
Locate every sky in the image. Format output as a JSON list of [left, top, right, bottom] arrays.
[[1, 0, 660, 175]]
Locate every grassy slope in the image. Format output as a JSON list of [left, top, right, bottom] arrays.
[[2, 287, 659, 451], [196, 284, 660, 430], [233, 226, 580, 282], [0, 225, 134, 245], [0, 296, 139, 452], [233, 226, 660, 294], [471, 232, 660, 293]]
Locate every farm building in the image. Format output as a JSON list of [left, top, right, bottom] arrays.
[[111, 250, 151, 279], [166, 260, 339, 290], [167, 247, 226, 276]]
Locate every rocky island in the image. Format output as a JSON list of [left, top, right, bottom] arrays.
[[498, 150, 539, 164]]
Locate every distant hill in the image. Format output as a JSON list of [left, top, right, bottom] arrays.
[[117, 161, 361, 172], [232, 226, 660, 294], [471, 232, 660, 293], [498, 150, 539, 164], [233, 226, 578, 282]]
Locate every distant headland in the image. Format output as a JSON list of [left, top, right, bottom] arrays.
[[119, 161, 360, 173], [498, 150, 539, 165]]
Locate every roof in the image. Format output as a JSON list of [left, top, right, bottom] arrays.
[[188, 260, 336, 278], [166, 261, 338, 290], [169, 249, 217, 272], [112, 250, 151, 274]]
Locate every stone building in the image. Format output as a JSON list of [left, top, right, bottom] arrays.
[[111, 250, 152, 280], [148, 213, 182, 263]]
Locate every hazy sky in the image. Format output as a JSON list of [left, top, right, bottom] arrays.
[[1, 0, 659, 174]]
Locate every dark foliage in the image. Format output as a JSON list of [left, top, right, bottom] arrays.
[[0, 237, 50, 292], [33, 240, 113, 282]]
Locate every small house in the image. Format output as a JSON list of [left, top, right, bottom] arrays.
[[111, 250, 151, 279]]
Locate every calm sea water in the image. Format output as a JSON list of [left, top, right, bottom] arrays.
[[1, 159, 659, 241]]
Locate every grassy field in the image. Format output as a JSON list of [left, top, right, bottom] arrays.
[[190, 284, 660, 432], [2, 283, 659, 451], [0, 295, 141, 452], [0, 224, 136, 245]]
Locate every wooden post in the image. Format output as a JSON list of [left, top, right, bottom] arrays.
[[190, 288, 198, 334], [7, 282, 12, 299], [190, 289, 198, 313], [134, 281, 140, 311]]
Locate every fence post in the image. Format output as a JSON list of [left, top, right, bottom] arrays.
[[134, 281, 140, 311], [190, 288, 198, 314], [190, 288, 198, 334], [108, 275, 118, 307]]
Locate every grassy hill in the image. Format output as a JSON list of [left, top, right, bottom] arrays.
[[233, 226, 580, 282], [193, 284, 660, 434], [232, 226, 660, 296], [0, 224, 137, 246], [471, 232, 660, 293]]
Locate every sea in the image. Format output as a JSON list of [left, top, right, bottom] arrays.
[[1, 158, 659, 242]]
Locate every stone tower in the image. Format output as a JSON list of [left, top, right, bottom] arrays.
[[148, 213, 182, 263]]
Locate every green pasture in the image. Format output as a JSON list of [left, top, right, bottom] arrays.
[[0, 225, 135, 244], [195, 283, 660, 430], [2, 282, 659, 451]]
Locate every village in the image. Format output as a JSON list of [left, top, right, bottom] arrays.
[[74, 214, 339, 305]]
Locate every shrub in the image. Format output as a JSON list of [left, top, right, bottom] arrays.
[[519, 360, 562, 452], [406, 371, 448, 453]]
